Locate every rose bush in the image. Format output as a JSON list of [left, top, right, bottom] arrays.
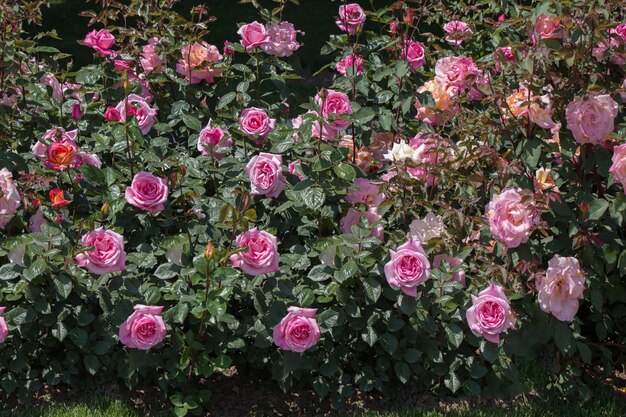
[[0, 0, 625, 415]]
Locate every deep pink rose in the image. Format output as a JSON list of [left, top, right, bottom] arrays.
[[175, 42, 223, 84], [0, 168, 20, 230], [401, 40, 426, 70], [197, 121, 232, 160], [239, 107, 276, 144], [262, 21, 301, 57], [537, 256, 585, 322], [84, 29, 116, 56], [346, 178, 385, 207], [0, 307, 8, 343], [336, 3, 366, 35], [115, 94, 157, 134], [114, 59, 132, 72], [565, 94, 618, 145], [466, 283, 515, 343], [104, 106, 121, 122], [229, 228, 280, 275], [125, 172, 168, 214], [119, 305, 166, 350], [238, 21, 269, 51], [316, 89, 353, 131], [433, 254, 465, 286], [443, 20, 473, 45], [336, 53, 364, 76], [223, 40, 235, 55], [71, 103, 83, 120], [485, 188, 539, 249], [273, 307, 321, 352], [75, 227, 126, 275], [245, 152, 286, 198], [610, 143, 626, 193], [384, 239, 431, 297], [340, 207, 383, 241]]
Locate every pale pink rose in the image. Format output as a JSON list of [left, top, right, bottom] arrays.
[[245, 152, 286, 198], [537, 256, 585, 322], [505, 86, 556, 129], [384, 239, 431, 297], [466, 283, 515, 343], [0, 168, 20, 229], [29, 208, 47, 232], [434, 56, 479, 92], [272, 307, 320, 352], [39, 73, 63, 102], [229, 228, 279, 275], [140, 38, 167, 75], [433, 254, 465, 286], [406, 133, 447, 186], [336, 53, 364, 76], [32, 127, 79, 171], [119, 305, 166, 350], [0, 307, 7, 343], [0, 92, 19, 108], [443, 20, 473, 45], [401, 40, 426, 70], [610, 143, 626, 193], [565, 94, 618, 145], [238, 21, 269, 51], [288, 160, 304, 180], [125, 172, 168, 214], [115, 94, 157, 134], [75, 227, 126, 274], [197, 121, 232, 160], [340, 207, 383, 241], [239, 107, 276, 144], [262, 21, 301, 57], [336, 3, 366, 35], [534, 14, 568, 40], [346, 178, 385, 207], [175, 42, 223, 84], [485, 188, 539, 249], [316, 89, 353, 131], [84, 29, 116, 56], [415, 78, 459, 126], [74, 152, 102, 169]]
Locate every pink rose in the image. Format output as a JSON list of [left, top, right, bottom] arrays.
[[346, 178, 385, 207], [443, 20, 473, 45], [415, 78, 459, 126], [336, 53, 364, 76], [175, 41, 223, 84], [84, 29, 116, 56], [114, 59, 132, 72], [74, 152, 102, 169], [466, 283, 515, 343], [223, 40, 235, 55], [71, 103, 83, 120], [115, 94, 157, 134], [29, 208, 47, 232], [534, 14, 568, 40], [229, 228, 280, 275], [406, 133, 447, 186], [104, 106, 121, 122], [238, 21, 269, 51], [316, 89, 353, 131], [245, 152, 286, 198], [505, 86, 556, 129], [76, 227, 126, 275], [197, 121, 232, 160], [537, 255, 585, 322], [434, 56, 479, 92], [288, 160, 304, 180], [273, 307, 321, 352], [0, 307, 8, 343], [119, 305, 166, 350], [485, 188, 539, 249], [565, 94, 618, 145], [340, 207, 383, 241], [32, 127, 79, 171], [140, 38, 167, 75], [384, 239, 431, 297], [0, 168, 20, 230], [125, 172, 168, 214], [239, 107, 276, 144], [401, 40, 426, 70], [610, 143, 626, 193], [336, 3, 366, 35], [262, 21, 301, 57], [433, 254, 465, 286]]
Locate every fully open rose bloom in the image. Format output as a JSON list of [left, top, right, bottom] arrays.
[[316, 89, 353, 131], [610, 143, 626, 193], [230, 228, 279, 275], [434, 56, 480, 92], [176, 41, 223, 84], [340, 207, 384, 240], [443, 20, 473, 45], [537, 256, 585, 322], [115, 94, 157, 134], [592, 23, 626, 65], [505, 86, 556, 129], [238, 21, 269, 51], [262, 21, 301, 57], [336, 53, 364, 76], [0, 168, 20, 229], [245, 152, 287, 198], [83, 29, 115, 55], [346, 178, 385, 207], [401, 40, 426, 70], [32, 127, 78, 171], [141, 37, 167, 75], [239, 107, 276, 144], [125, 172, 168, 214], [119, 305, 166, 350], [384, 239, 431, 297], [197, 121, 232, 159], [273, 307, 320, 352], [565, 94, 618, 145], [485, 188, 539, 249], [0, 307, 7, 343], [415, 78, 459, 126], [410, 212, 444, 243], [76, 227, 126, 275], [336, 3, 366, 34], [466, 283, 515, 343]]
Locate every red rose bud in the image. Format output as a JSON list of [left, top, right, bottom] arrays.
[[49, 188, 71, 208], [223, 40, 235, 55], [104, 106, 121, 122], [497, 14, 506, 24], [580, 201, 589, 212], [71, 103, 83, 120], [32, 198, 42, 207]]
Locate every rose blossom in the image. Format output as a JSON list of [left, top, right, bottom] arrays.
[[434, 56, 479, 92], [104, 106, 121, 122], [197, 121, 232, 160], [49, 188, 71, 208], [0, 307, 8, 343], [384, 239, 431, 296], [534, 14, 568, 40], [83, 29, 116, 56], [273, 307, 321, 352], [565, 94, 618, 145], [262, 21, 301, 57], [245, 152, 287, 198], [415, 78, 459, 126], [75, 227, 126, 274], [29, 208, 46, 232], [401, 40, 426, 70], [505, 86, 556, 129], [592, 24, 626, 65], [336, 53, 364, 76], [238, 21, 269, 51], [443, 21, 473, 45], [610, 144, 626, 193], [119, 305, 166, 350], [71, 103, 83, 120], [407, 133, 447, 186], [433, 254, 465, 286], [239, 107, 276, 144], [125, 172, 168, 214], [485, 188, 539, 249], [316, 89, 353, 131], [336, 3, 366, 35], [346, 178, 385, 207], [32, 127, 79, 171], [288, 160, 304, 180], [466, 283, 515, 343], [229, 228, 280, 275], [175, 41, 223, 84], [140, 37, 167, 75], [340, 207, 383, 240], [115, 94, 157, 134], [537, 255, 585, 322], [409, 212, 445, 243], [0, 168, 20, 229]]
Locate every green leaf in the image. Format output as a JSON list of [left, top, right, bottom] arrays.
[[444, 372, 461, 393], [154, 263, 179, 280], [333, 163, 356, 181], [444, 323, 464, 349], [181, 114, 202, 131], [361, 327, 377, 346], [480, 341, 499, 362], [307, 265, 332, 282], [588, 198, 609, 220], [54, 275, 73, 300], [216, 92, 236, 110], [380, 333, 398, 354], [0, 264, 20, 281], [394, 362, 410, 384], [302, 187, 325, 210], [84, 355, 100, 375], [363, 277, 382, 302]]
